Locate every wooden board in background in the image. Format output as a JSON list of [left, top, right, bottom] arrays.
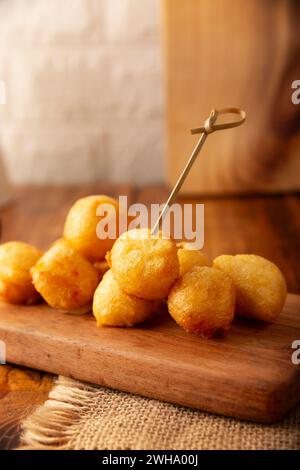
[[0, 294, 299, 424], [163, 0, 300, 195]]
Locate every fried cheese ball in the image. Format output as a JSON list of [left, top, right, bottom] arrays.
[[109, 228, 179, 300], [168, 266, 235, 338], [93, 270, 158, 327], [213, 254, 287, 322], [0, 241, 42, 305], [31, 239, 99, 311], [64, 195, 119, 262], [177, 242, 208, 276]]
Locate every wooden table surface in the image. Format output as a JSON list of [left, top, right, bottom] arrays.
[[1, 184, 300, 449]]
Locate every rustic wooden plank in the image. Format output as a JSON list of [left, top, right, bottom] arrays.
[[163, 0, 300, 195], [0, 294, 299, 424]]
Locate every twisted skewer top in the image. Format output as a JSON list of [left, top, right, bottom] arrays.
[[191, 107, 246, 135]]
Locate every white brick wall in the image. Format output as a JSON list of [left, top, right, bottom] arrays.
[[0, 0, 165, 184]]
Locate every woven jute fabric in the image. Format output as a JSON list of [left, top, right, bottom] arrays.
[[20, 376, 300, 450]]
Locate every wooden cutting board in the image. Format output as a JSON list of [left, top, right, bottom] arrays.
[[0, 294, 299, 424]]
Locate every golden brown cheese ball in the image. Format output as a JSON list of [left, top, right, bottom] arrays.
[[213, 254, 287, 322], [0, 241, 42, 305], [177, 242, 208, 276], [109, 228, 179, 300], [31, 239, 99, 311], [64, 195, 119, 262], [93, 270, 158, 327], [167, 266, 235, 338]]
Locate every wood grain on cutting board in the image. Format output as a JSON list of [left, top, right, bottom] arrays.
[[163, 0, 300, 194], [0, 294, 299, 424]]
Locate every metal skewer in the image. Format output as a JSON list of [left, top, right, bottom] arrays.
[[151, 107, 246, 235]]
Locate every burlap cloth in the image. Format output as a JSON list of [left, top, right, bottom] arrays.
[[21, 377, 300, 450], [19, 376, 300, 450]]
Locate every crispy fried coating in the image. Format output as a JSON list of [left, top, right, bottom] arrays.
[[0, 241, 42, 305], [31, 239, 99, 311], [213, 254, 287, 322], [109, 228, 179, 300], [177, 242, 208, 276], [63, 195, 119, 262], [93, 270, 158, 327], [167, 266, 235, 337]]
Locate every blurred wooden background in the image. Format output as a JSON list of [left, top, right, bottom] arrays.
[[163, 0, 300, 195]]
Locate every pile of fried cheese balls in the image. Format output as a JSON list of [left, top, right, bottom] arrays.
[[0, 195, 287, 338]]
